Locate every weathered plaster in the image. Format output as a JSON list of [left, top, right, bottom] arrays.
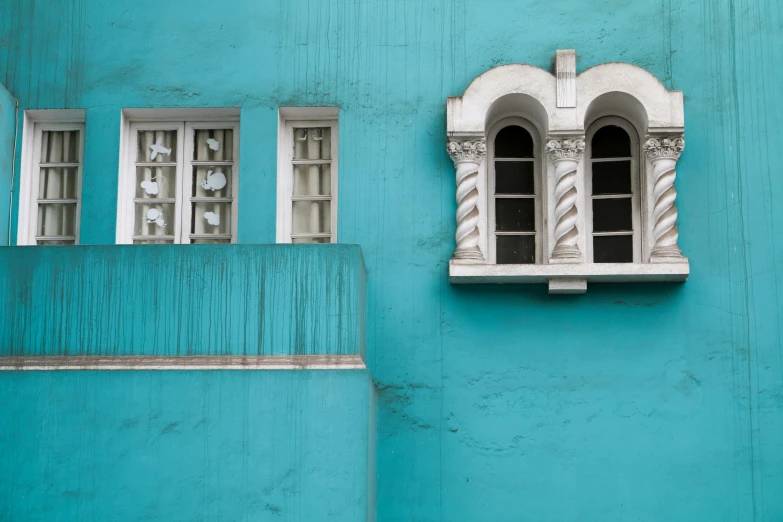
[[0, 83, 15, 246], [0, 0, 781, 520]]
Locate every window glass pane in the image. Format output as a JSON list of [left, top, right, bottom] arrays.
[[38, 167, 78, 200], [293, 127, 331, 160], [293, 164, 331, 196], [592, 198, 633, 232], [292, 237, 331, 244], [193, 129, 233, 161], [292, 201, 331, 234], [591, 125, 631, 158], [496, 198, 535, 232], [36, 203, 76, 237], [137, 130, 177, 162], [191, 202, 232, 235], [37, 239, 75, 245], [496, 235, 535, 264], [494, 125, 533, 158], [592, 161, 632, 195], [135, 166, 178, 199], [593, 235, 633, 263], [191, 239, 231, 244], [134, 203, 175, 237], [495, 161, 534, 194], [133, 239, 174, 244], [192, 166, 232, 198], [41, 130, 80, 163]]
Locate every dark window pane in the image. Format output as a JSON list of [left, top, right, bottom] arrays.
[[593, 235, 633, 263], [495, 125, 534, 158], [497, 235, 535, 264], [496, 198, 535, 232], [592, 125, 631, 158], [593, 198, 632, 232], [495, 161, 534, 194], [592, 160, 632, 195]]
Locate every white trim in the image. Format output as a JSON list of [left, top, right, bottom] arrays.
[[116, 111, 240, 244], [0, 355, 366, 371], [584, 116, 642, 263], [449, 259, 688, 284], [486, 117, 542, 264], [277, 111, 339, 243], [17, 111, 85, 245]]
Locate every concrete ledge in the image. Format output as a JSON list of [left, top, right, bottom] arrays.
[[0, 355, 366, 371], [449, 260, 689, 287]]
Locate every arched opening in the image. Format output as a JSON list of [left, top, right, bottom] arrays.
[[488, 118, 541, 264], [585, 117, 641, 263]]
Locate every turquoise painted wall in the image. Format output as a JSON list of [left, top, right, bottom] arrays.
[[1, 0, 783, 521], [0, 370, 375, 521], [0, 245, 366, 357], [0, 82, 14, 246]]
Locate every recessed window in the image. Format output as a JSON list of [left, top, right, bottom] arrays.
[[117, 116, 239, 244], [277, 109, 338, 244], [586, 118, 640, 263], [17, 113, 85, 245], [489, 119, 540, 264]]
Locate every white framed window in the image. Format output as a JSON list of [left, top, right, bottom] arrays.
[[117, 111, 239, 244], [585, 117, 642, 263], [17, 111, 85, 245], [487, 117, 542, 264], [276, 108, 338, 244]]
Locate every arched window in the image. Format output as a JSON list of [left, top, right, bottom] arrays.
[[585, 117, 641, 263], [488, 118, 541, 264]]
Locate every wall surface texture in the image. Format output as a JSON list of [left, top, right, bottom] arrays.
[[1, 0, 782, 521], [0, 82, 14, 246]]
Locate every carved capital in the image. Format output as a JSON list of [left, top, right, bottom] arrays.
[[447, 139, 486, 164], [644, 136, 685, 161], [545, 138, 585, 162]]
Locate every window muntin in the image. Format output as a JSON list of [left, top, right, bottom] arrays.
[[488, 118, 541, 264], [24, 124, 85, 245], [586, 117, 641, 263], [121, 120, 239, 244], [279, 120, 338, 244]]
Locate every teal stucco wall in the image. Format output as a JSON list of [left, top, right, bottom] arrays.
[[0, 370, 376, 521], [0, 82, 15, 246], [1, 0, 783, 521]]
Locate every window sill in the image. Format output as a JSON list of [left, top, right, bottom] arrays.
[[449, 259, 689, 294]]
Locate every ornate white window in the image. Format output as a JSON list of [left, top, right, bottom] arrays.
[[276, 107, 338, 244], [116, 109, 239, 244], [17, 110, 85, 245], [446, 50, 688, 293]]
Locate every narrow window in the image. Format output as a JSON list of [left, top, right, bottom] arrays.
[[587, 119, 640, 263], [18, 116, 85, 245], [489, 120, 539, 264], [118, 118, 239, 244], [277, 113, 338, 244]]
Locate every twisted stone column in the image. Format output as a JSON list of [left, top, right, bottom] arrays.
[[546, 138, 585, 262], [644, 136, 686, 263], [447, 139, 486, 261]]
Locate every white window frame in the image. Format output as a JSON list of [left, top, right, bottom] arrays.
[[17, 110, 86, 245], [487, 117, 542, 264], [276, 108, 339, 244], [584, 116, 642, 264], [116, 110, 239, 244]]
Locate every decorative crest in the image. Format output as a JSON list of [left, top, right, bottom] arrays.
[[545, 138, 585, 162], [447, 139, 486, 163], [644, 136, 685, 160]]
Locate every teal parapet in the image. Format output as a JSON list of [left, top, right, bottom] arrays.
[[0, 244, 366, 358]]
